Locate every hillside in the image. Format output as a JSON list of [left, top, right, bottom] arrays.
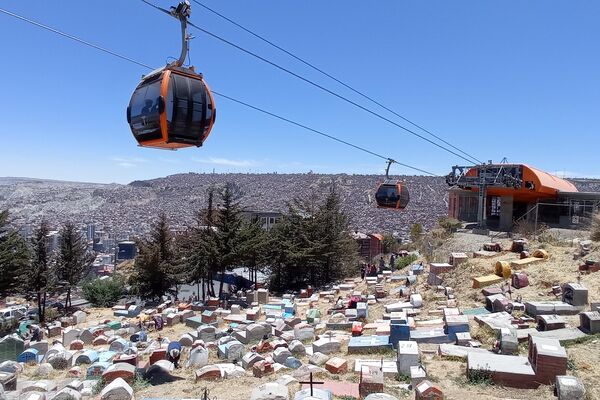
[[0, 173, 448, 239]]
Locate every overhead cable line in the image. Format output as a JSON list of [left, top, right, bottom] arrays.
[[139, 0, 479, 165], [191, 0, 483, 165], [0, 6, 438, 177]]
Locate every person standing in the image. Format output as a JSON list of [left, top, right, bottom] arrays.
[[360, 264, 366, 280]]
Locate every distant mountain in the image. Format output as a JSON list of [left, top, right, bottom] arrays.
[[0, 173, 595, 240]]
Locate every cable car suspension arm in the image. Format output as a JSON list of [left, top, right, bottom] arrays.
[[140, 0, 192, 67]]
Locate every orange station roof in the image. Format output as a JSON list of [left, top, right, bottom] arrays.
[[465, 164, 577, 201]]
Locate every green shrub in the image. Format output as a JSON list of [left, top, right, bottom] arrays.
[[82, 277, 125, 307], [396, 253, 418, 270], [467, 364, 494, 386], [438, 217, 461, 234]]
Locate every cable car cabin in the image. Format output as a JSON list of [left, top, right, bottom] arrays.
[[127, 66, 216, 150], [375, 182, 410, 209]]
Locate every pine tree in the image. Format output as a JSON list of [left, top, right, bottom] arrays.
[[314, 186, 359, 283], [23, 221, 52, 323], [55, 222, 93, 310], [237, 218, 271, 290], [214, 183, 244, 297], [0, 210, 30, 298], [268, 186, 358, 291], [129, 214, 178, 301]]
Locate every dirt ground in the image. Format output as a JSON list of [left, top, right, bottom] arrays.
[[19, 230, 600, 400]]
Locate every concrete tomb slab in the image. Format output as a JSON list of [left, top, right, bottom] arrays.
[[467, 352, 537, 389], [251, 382, 289, 400], [347, 336, 391, 354]]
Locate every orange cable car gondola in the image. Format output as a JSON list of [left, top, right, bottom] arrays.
[[127, 1, 216, 150], [375, 159, 410, 210]]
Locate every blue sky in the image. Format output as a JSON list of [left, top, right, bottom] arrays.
[[0, 1, 598, 183]]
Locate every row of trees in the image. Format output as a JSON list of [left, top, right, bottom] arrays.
[[0, 211, 93, 323], [128, 184, 359, 301]]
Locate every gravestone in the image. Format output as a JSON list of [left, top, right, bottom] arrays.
[[0, 335, 25, 362], [324, 357, 347, 374], [556, 375, 585, 400], [294, 388, 332, 400], [53, 387, 82, 400], [347, 336, 391, 354], [186, 316, 204, 329], [195, 365, 223, 381], [356, 302, 368, 319], [102, 362, 136, 384], [396, 341, 419, 374], [410, 365, 427, 388], [364, 395, 399, 400], [72, 311, 86, 325], [389, 324, 410, 348], [251, 382, 289, 400], [109, 338, 129, 353], [284, 356, 302, 369], [47, 350, 73, 370], [257, 289, 269, 304], [274, 347, 293, 364], [289, 340, 306, 356], [79, 329, 94, 345], [294, 324, 315, 341], [30, 340, 49, 355], [86, 362, 111, 379], [100, 377, 133, 400], [309, 352, 330, 367], [17, 348, 40, 364], [312, 338, 341, 355], [74, 350, 99, 365], [186, 345, 209, 369], [35, 363, 54, 378], [62, 328, 81, 348], [98, 350, 117, 363], [217, 340, 245, 362], [198, 325, 217, 342], [0, 372, 17, 391], [242, 352, 264, 369], [178, 333, 194, 347]]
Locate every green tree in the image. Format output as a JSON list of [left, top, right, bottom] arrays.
[[237, 218, 271, 290], [214, 183, 244, 297], [0, 211, 30, 298], [313, 186, 359, 284], [382, 233, 398, 254], [23, 221, 52, 323], [268, 187, 358, 291], [410, 223, 423, 244], [55, 222, 94, 310], [82, 277, 125, 307], [129, 214, 178, 301]]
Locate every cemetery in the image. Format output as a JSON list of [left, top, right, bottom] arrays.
[[0, 232, 599, 400]]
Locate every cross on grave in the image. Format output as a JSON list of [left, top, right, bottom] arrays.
[[368, 337, 381, 345], [325, 331, 335, 341], [200, 387, 217, 400], [299, 372, 324, 397]]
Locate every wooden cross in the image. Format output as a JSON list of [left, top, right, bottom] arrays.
[[200, 387, 217, 400], [325, 331, 335, 341], [299, 372, 324, 396]]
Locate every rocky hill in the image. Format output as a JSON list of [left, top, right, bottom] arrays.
[[0, 174, 448, 239], [1, 174, 596, 240]]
